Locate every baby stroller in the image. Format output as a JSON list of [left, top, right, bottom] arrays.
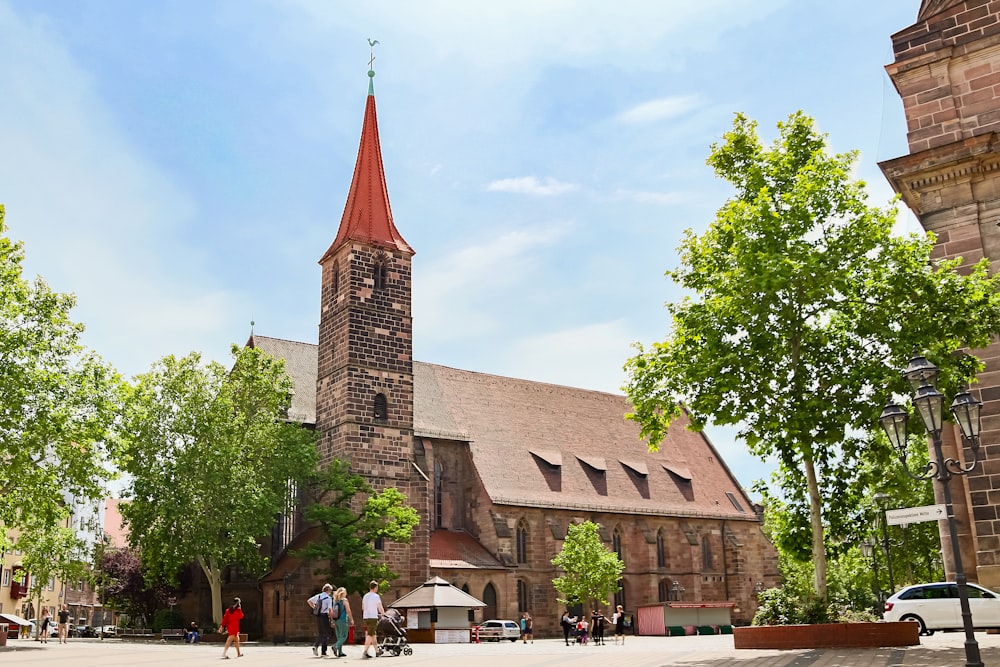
[[376, 609, 412, 657]]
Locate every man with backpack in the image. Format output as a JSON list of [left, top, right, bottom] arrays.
[[307, 583, 334, 657]]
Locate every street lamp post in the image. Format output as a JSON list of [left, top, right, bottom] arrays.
[[879, 353, 984, 667], [873, 492, 896, 595], [860, 539, 881, 606]]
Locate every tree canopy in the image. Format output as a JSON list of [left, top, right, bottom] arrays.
[[115, 345, 317, 622], [624, 112, 1000, 598], [295, 458, 419, 594], [0, 204, 122, 545], [551, 521, 624, 608]]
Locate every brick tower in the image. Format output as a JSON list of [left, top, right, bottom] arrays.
[[880, 0, 1000, 588], [316, 68, 429, 590]]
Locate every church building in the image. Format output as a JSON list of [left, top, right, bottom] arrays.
[[881, 0, 1000, 591], [253, 67, 778, 641]]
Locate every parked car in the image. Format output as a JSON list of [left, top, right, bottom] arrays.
[[75, 625, 99, 638], [475, 620, 520, 642], [95, 625, 117, 638], [883, 582, 1000, 635]]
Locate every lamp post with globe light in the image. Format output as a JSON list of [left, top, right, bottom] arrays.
[[879, 353, 984, 667]]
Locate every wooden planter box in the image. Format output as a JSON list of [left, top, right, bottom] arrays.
[[733, 622, 919, 649]]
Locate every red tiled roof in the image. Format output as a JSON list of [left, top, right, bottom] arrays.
[[429, 530, 504, 570], [414, 362, 756, 521], [320, 77, 413, 263]]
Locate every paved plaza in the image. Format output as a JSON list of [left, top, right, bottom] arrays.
[[4, 632, 1000, 667]]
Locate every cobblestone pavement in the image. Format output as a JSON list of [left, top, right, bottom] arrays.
[[3, 632, 1000, 666]]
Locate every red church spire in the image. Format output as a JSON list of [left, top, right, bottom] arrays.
[[320, 67, 413, 263]]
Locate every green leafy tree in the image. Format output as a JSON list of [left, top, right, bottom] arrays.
[[551, 521, 624, 608], [115, 346, 317, 623], [0, 203, 122, 541], [624, 112, 1000, 599], [295, 458, 419, 594]]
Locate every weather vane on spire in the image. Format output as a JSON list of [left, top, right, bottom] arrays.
[[368, 38, 379, 73]]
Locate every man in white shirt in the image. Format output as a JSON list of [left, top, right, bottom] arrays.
[[361, 580, 385, 659], [308, 583, 334, 657]]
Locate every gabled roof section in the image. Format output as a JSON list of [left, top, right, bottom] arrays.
[[246, 334, 317, 425], [320, 71, 413, 264], [428, 530, 505, 570]]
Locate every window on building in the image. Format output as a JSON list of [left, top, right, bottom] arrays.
[[726, 491, 746, 512], [614, 580, 627, 611], [2, 569, 9, 587], [483, 582, 497, 620], [374, 393, 388, 422], [613, 527, 624, 564], [48, 576, 55, 591], [374, 537, 385, 551], [332, 261, 340, 294], [274, 589, 280, 616], [461, 583, 470, 594], [658, 579, 669, 602], [702, 535, 713, 571], [517, 579, 529, 613], [516, 520, 528, 564], [373, 255, 388, 290], [656, 529, 666, 568]]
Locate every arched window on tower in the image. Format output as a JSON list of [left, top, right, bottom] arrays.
[[517, 579, 529, 613], [373, 254, 388, 290], [374, 393, 388, 422], [434, 461, 443, 529], [656, 529, 666, 568], [516, 520, 528, 564], [332, 260, 340, 295], [613, 527, 624, 565], [702, 534, 713, 571]]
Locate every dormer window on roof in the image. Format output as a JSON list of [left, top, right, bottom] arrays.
[[726, 491, 746, 512]]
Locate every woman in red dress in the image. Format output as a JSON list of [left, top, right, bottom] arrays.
[[219, 597, 244, 658]]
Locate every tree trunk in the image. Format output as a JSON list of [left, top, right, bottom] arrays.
[[803, 454, 827, 600], [197, 555, 224, 625]]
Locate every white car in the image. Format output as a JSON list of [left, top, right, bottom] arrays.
[[26, 619, 58, 638], [883, 582, 1000, 635], [475, 619, 520, 642]]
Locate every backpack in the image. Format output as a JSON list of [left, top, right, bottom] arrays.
[[312, 593, 328, 616], [331, 600, 342, 621]]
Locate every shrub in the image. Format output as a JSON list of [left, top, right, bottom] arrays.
[[152, 608, 185, 633]]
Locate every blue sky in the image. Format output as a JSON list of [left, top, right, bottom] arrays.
[[1, 1, 923, 496]]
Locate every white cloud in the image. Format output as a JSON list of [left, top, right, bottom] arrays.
[[0, 3, 245, 378], [487, 176, 578, 196], [414, 223, 572, 341], [616, 95, 704, 125], [503, 320, 635, 393]]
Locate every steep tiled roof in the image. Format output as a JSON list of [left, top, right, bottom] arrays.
[[429, 530, 504, 570], [246, 335, 317, 425], [414, 362, 754, 520], [248, 335, 755, 522], [320, 74, 413, 263]]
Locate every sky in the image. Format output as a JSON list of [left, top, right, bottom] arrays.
[[1, 1, 925, 497]]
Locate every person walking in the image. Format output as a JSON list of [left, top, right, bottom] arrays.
[[39, 608, 51, 643], [219, 597, 244, 659], [524, 613, 533, 643], [612, 604, 625, 645], [332, 586, 354, 658], [57, 605, 70, 644], [592, 609, 605, 645], [308, 584, 334, 658], [361, 580, 385, 659]]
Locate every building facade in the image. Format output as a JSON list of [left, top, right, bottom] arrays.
[[881, 0, 1000, 589], [253, 69, 778, 641]]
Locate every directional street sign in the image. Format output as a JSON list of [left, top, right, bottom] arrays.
[[885, 504, 948, 526]]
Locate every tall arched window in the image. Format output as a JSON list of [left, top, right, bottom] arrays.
[[373, 253, 388, 290], [658, 579, 669, 602], [613, 527, 624, 564], [482, 582, 497, 621], [374, 393, 388, 422], [517, 579, 529, 612], [434, 461, 443, 529], [702, 534, 713, 570], [332, 260, 340, 294], [516, 520, 528, 564], [614, 580, 627, 611], [656, 529, 666, 568]]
